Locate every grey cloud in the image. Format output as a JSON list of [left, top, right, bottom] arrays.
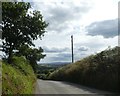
[[42, 46, 88, 62], [86, 19, 118, 38], [47, 22, 69, 32], [49, 52, 90, 63], [47, 4, 91, 32], [33, 2, 92, 33], [47, 4, 87, 21], [57, 53, 71, 58], [42, 45, 92, 63], [43, 46, 70, 53], [75, 42, 104, 52], [50, 53, 71, 62], [78, 46, 89, 51], [41, 45, 91, 63]]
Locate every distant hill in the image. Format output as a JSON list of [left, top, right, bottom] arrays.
[[48, 46, 119, 93], [38, 62, 70, 69], [36, 62, 70, 80], [38, 62, 71, 65]]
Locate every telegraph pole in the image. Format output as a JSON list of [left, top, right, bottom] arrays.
[[71, 35, 74, 63]]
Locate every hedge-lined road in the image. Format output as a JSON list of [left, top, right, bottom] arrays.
[[35, 79, 111, 95]]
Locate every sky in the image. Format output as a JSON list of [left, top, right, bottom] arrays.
[[1, 0, 119, 62], [26, 0, 119, 63]]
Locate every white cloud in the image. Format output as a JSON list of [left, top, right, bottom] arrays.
[[31, 0, 118, 63], [30, 1, 92, 33]]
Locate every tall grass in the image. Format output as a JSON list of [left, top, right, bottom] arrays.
[[2, 56, 36, 94], [49, 46, 119, 93]]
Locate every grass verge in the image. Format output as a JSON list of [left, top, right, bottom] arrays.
[[2, 56, 36, 94]]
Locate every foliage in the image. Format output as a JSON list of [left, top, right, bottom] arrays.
[[49, 46, 120, 93], [36, 64, 64, 80], [2, 56, 36, 94], [2, 2, 48, 62], [1, 2, 48, 94], [16, 44, 46, 72]]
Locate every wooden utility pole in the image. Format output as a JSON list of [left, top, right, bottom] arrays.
[[71, 35, 74, 63]]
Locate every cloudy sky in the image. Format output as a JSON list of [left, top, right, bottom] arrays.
[[23, 0, 119, 63]]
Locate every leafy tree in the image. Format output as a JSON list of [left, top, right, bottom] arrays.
[[16, 44, 46, 72], [2, 2, 48, 62]]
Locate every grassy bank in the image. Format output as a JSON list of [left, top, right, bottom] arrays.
[[2, 56, 36, 94], [49, 46, 119, 93]]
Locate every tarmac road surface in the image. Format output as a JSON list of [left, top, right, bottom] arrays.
[[35, 79, 113, 95]]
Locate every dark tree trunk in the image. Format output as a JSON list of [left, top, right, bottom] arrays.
[[8, 44, 13, 64]]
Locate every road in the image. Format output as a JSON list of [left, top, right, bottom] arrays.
[[35, 79, 113, 95]]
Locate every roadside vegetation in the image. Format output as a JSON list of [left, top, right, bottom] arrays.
[[48, 46, 119, 93], [2, 56, 36, 94], [36, 64, 67, 80], [1, 2, 48, 94]]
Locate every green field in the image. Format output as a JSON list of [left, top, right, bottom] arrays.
[[36, 63, 67, 80]]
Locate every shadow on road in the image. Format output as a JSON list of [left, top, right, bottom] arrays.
[[50, 80, 119, 95], [35, 79, 119, 96]]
